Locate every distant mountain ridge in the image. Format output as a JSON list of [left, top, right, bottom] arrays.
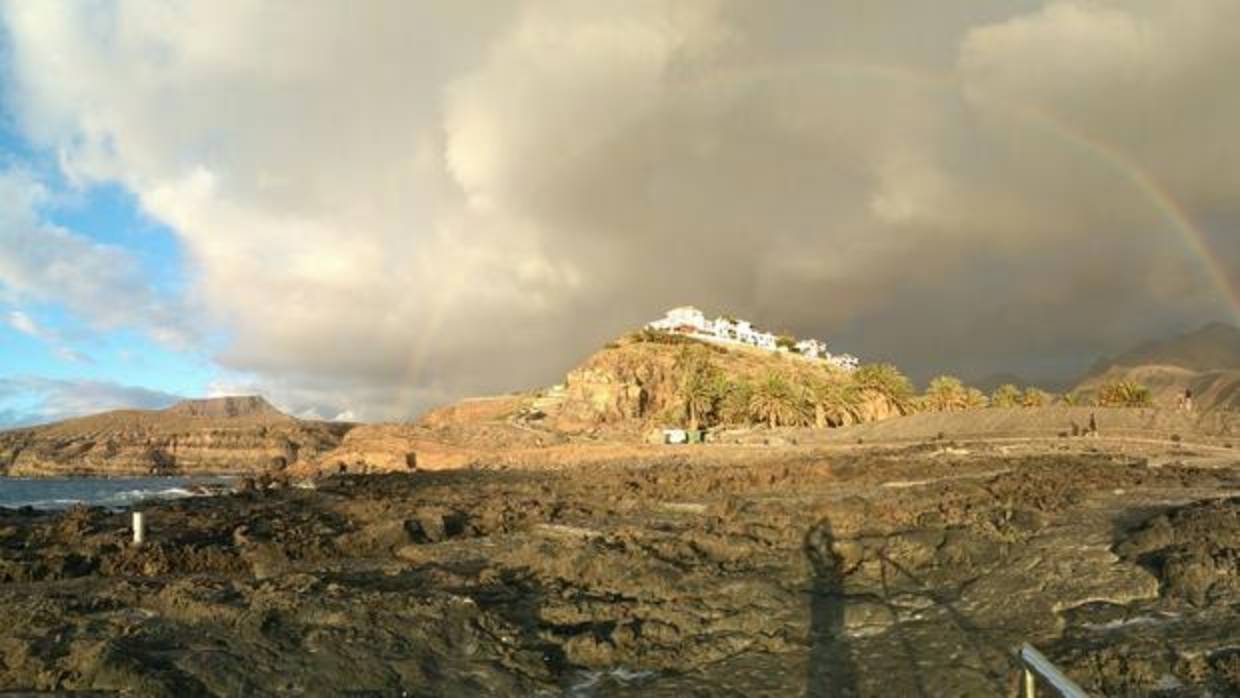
[[1084, 322, 1240, 378], [164, 395, 289, 420], [1075, 322, 1240, 412], [0, 395, 352, 477]]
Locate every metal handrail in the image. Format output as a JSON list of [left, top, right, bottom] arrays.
[[1018, 643, 1090, 697]]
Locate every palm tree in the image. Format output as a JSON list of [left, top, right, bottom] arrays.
[[990, 384, 1021, 408], [851, 363, 915, 414], [749, 371, 809, 428], [807, 375, 860, 427], [965, 387, 988, 409], [719, 379, 754, 425], [675, 346, 721, 429], [1020, 387, 1050, 408], [1097, 381, 1152, 407], [924, 375, 970, 412], [1060, 391, 1084, 407]]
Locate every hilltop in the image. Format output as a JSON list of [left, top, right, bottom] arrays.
[[163, 395, 290, 420], [0, 396, 352, 477]]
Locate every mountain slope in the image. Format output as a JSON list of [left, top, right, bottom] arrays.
[[1084, 322, 1240, 378], [1074, 323, 1240, 412], [0, 396, 353, 477]]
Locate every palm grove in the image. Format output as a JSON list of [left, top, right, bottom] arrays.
[[660, 337, 1153, 431]]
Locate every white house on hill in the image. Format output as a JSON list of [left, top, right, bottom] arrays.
[[646, 306, 848, 362]]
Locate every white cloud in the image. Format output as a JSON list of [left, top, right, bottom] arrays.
[[6, 310, 39, 337], [5, 309, 91, 363], [1, 0, 1236, 418], [0, 376, 181, 427], [0, 168, 197, 347]]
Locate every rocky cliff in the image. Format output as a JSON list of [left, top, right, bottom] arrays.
[[0, 396, 353, 477], [516, 332, 905, 434]]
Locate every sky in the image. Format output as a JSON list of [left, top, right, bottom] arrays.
[[0, 1, 1238, 426]]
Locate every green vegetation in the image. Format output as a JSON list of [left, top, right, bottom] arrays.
[[655, 345, 1091, 433], [1097, 380, 1153, 407], [852, 363, 915, 414], [806, 375, 860, 427], [1060, 391, 1086, 407], [775, 334, 797, 352], [990, 384, 1021, 408], [630, 328, 724, 350], [674, 346, 725, 430], [965, 387, 988, 409], [718, 379, 755, 425], [923, 375, 972, 412], [1021, 387, 1050, 408], [748, 371, 808, 428]]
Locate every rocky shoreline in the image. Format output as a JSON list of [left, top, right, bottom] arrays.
[[1, 443, 1239, 696]]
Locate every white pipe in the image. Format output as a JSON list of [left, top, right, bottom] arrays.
[[1019, 643, 1089, 697], [132, 511, 145, 546]]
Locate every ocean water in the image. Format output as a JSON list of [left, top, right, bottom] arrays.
[[0, 476, 234, 510]]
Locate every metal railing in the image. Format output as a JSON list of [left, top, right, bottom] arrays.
[[1018, 643, 1089, 697]]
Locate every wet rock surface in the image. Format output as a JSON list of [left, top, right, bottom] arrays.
[[1, 448, 1239, 696]]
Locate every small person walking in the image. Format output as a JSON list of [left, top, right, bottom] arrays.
[[1183, 388, 1193, 412], [1088, 412, 1098, 436]]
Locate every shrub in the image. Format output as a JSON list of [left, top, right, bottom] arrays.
[[1097, 381, 1153, 407]]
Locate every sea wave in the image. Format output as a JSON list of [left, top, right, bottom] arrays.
[[0, 478, 233, 510]]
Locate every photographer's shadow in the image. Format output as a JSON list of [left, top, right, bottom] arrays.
[[805, 518, 858, 697]]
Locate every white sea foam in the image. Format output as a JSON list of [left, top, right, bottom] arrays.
[[0, 478, 232, 510]]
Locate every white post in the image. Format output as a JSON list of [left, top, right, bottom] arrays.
[[132, 511, 145, 546]]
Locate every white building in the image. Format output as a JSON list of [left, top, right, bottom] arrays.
[[826, 353, 860, 371], [646, 307, 847, 364], [795, 339, 827, 359], [648, 306, 709, 333]]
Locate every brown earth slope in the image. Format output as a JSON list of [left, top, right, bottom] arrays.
[[0, 396, 354, 477]]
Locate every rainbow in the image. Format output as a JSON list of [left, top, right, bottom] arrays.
[[399, 59, 1239, 416], [681, 61, 1240, 324]]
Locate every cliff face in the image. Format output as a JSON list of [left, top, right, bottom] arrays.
[[0, 397, 354, 477]]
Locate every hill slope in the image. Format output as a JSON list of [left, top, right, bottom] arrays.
[[1084, 322, 1240, 376], [1075, 323, 1240, 411], [0, 396, 353, 477], [414, 331, 907, 439]]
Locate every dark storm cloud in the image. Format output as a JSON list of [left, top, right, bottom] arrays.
[[3, 1, 1236, 417]]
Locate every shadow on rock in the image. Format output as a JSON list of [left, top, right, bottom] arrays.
[[805, 517, 857, 698]]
